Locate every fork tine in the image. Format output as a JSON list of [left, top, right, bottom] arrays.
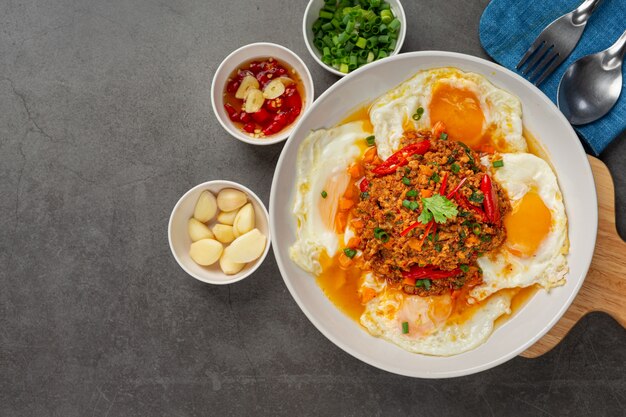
[[528, 49, 558, 80], [521, 44, 551, 75], [516, 40, 545, 70], [534, 55, 565, 86]]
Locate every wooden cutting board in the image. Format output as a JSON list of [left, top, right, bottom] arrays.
[[521, 156, 626, 358]]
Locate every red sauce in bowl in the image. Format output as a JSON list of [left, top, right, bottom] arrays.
[[223, 57, 305, 138]]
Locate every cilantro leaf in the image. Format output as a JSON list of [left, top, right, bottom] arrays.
[[419, 194, 458, 224], [417, 209, 433, 224]]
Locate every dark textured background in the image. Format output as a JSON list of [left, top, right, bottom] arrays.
[[1, 0, 624, 416]]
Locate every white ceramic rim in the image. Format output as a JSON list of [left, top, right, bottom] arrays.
[[168, 180, 272, 285], [302, 0, 407, 77], [210, 42, 315, 146], [269, 50, 598, 378]]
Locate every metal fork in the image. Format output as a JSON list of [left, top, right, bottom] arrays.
[[516, 0, 603, 86]]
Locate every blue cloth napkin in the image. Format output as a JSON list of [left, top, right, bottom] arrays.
[[479, 0, 626, 155]]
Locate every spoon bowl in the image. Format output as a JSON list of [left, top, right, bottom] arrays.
[[558, 30, 626, 125]]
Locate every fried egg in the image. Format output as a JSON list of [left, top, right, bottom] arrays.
[[290, 121, 369, 274], [369, 67, 526, 159], [360, 273, 513, 355], [471, 153, 569, 301]]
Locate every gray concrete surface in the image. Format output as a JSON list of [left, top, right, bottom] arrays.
[[1, 0, 624, 416]]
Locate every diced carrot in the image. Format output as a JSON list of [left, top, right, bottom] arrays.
[[432, 120, 446, 138], [338, 252, 352, 268], [408, 237, 424, 251], [335, 212, 348, 232], [363, 147, 377, 163], [347, 236, 361, 247], [343, 184, 355, 198], [402, 276, 416, 286], [339, 198, 354, 210], [360, 287, 377, 303], [348, 163, 363, 178], [420, 189, 433, 198], [350, 218, 365, 229]]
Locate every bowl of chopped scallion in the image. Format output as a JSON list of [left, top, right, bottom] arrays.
[[303, 0, 406, 76]]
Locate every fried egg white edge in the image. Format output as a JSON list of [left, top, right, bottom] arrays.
[[472, 153, 569, 301], [360, 280, 512, 356], [289, 121, 368, 275], [369, 67, 526, 159]]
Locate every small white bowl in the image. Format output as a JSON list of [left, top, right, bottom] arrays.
[[302, 0, 407, 77], [211, 42, 315, 146], [168, 180, 271, 285]]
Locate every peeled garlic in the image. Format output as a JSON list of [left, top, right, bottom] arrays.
[[212, 224, 235, 243], [217, 209, 239, 225], [188, 218, 214, 242], [262, 79, 285, 99], [235, 75, 260, 99], [219, 246, 246, 275], [193, 191, 217, 222], [228, 228, 267, 263], [243, 89, 264, 113], [189, 239, 223, 266], [233, 203, 255, 237], [217, 188, 247, 212]]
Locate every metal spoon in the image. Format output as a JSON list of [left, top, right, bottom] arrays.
[[558, 29, 626, 125]]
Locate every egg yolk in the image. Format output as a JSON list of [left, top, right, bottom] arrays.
[[504, 191, 552, 256], [429, 84, 485, 147]]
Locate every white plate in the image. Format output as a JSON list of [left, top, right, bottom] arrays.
[[269, 51, 597, 378]]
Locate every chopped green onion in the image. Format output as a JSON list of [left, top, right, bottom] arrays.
[[415, 279, 431, 290], [388, 18, 401, 32], [380, 9, 393, 23], [321, 190, 328, 198], [319, 10, 334, 20], [339, 63, 349, 73], [402, 199, 411, 209], [459, 264, 470, 273], [472, 223, 482, 236], [440, 133, 448, 140], [409, 201, 418, 211], [493, 160, 504, 168], [343, 248, 357, 258], [402, 177, 411, 185], [430, 173, 441, 183], [412, 107, 424, 121], [469, 191, 484, 204], [356, 37, 367, 49], [360, 191, 369, 199], [366, 135, 376, 146], [402, 321, 409, 334], [406, 189, 417, 197], [451, 163, 460, 174]]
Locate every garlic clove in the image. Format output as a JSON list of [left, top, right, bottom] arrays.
[[228, 228, 267, 263], [188, 218, 214, 242], [233, 203, 255, 236], [193, 191, 217, 222], [235, 75, 260, 99], [262, 79, 286, 99], [217, 188, 247, 212], [212, 224, 235, 243], [189, 239, 223, 266], [219, 246, 246, 275], [217, 209, 239, 225], [243, 88, 264, 113]]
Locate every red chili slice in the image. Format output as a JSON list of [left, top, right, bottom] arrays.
[[481, 174, 500, 224], [446, 177, 467, 199], [251, 108, 270, 124], [439, 172, 449, 196], [402, 265, 462, 280], [372, 141, 431, 176], [242, 122, 256, 133], [456, 194, 488, 222], [224, 103, 239, 122], [359, 178, 369, 192]]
